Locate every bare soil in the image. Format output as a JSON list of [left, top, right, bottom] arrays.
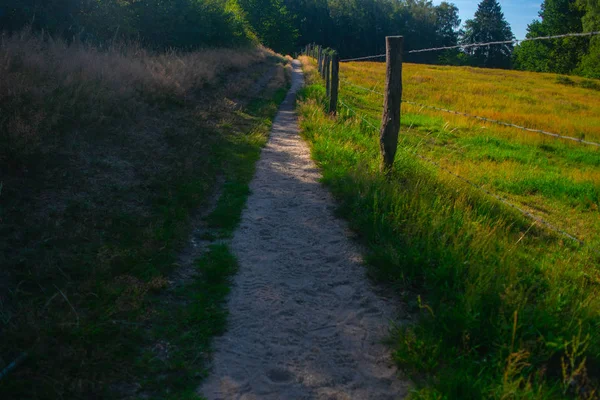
[[199, 60, 408, 399]]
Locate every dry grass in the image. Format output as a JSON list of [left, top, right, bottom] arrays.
[[0, 29, 276, 158], [0, 30, 288, 398]]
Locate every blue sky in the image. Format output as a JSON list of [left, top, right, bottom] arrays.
[[432, 0, 543, 39]]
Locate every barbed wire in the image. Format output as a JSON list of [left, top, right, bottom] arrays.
[[340, 79, 384, 96], [340, 80, 600, 147], [403, 100, 600, 147], [339, 99, 380, 131], [340, 31, 600, 62], [408, 31, 600, 54], [340, 54, 386, 62], [337, 99, 588, 248]]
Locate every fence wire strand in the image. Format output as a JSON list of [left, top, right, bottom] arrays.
[[408, 31, 600, 54], [339, 99, 380, 131], [340, 31, 600, 62], [337, 99, 588, 247], [340, 79, 600, 147]]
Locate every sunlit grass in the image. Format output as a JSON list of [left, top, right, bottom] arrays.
[[297, 55, 600, 399], [343, 62, 600, 141], [339, 61, 600, 250]]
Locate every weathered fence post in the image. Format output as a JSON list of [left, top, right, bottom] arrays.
[[318, 46, 323, 74], [319, 52, 322, 76], [329, 51, 339, 115], [379, 36, 403, 174], [317, 46, 320, 69], [325, 52, 331, 96], [320, 51, 325, 78]]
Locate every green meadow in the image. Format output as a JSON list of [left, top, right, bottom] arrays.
[[298, 56, 600, 399]]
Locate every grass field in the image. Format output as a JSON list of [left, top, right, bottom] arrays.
[[298, 56, 600, 399], [0, 31, 289, 399], [340, 61, 600, 250]]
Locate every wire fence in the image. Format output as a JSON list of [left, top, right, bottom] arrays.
[[340, 31, 600, 62], [340, 79, 600, 147], [303, 32, 599, 252], [337, 99, 587, 247]]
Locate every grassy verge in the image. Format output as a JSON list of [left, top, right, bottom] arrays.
[[0, 31, 289, 399], [137, 244, 239, 400], [133, 86, 289, 400], [297, 56, 600, 399]]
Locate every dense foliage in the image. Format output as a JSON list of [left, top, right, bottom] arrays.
[[513, 0, 600, 78], [284, 0, 462, 63], [0, 0, 258, 48], [0, 0, 463, 63], [462, 0, 514, 69], [2, 0, 600, 74]]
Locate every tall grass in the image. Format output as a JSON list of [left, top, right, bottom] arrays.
[[341, 61, 600, 141], [0, 29, 275, 161], [339, 61, 600, 250], [297, 56, 600, 399], [0, 30, 287, 398]]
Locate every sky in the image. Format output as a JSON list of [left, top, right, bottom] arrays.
[[432, 0, 543, 39]]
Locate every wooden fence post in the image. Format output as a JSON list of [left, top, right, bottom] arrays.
[[318, 51, 322, 75], [379, 36, 403, 174], [318, 46, 323, 74], [329, 51, 339, 115], [317, 47, 320, 70], [325, 52, 331, 96], [317, 47, 323, 73], [320, 50, 324, 78]]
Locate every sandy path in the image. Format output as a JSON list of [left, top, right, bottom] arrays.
[[199, 60, 407, 400]]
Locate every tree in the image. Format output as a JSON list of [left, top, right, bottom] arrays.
[[434, 2, 462, 64], [436, 2, 460, 46], [513, 0, 586, 74], [462, 0, 514, 69], [282, 0, 332, 49], [0, 0, 255, 49], [400, 0, 439, 64], [238, 0, 298, 53], [575, 0, 600, 77]]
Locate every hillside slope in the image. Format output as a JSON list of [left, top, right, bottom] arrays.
[[0, 32, 289, 399]]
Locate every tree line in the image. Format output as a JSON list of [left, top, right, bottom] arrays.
[[0, 0, 598, 77], [514, 0, 600, 78]]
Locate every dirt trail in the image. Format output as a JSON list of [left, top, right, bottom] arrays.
[[199, 60, 408, 400]]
